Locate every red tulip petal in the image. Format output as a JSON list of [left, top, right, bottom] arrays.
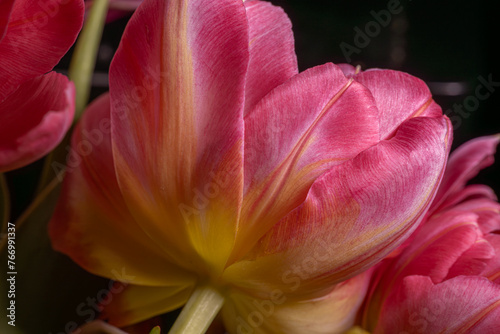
[[109, 0, 249, 275], [0, 0, 84, 99], [49, 94, 196, 287], [0, 72, 74, 172], [230, 63, 379, 264], [224, 116, 451, 300], [243, 0, 298, 115], [375, 276, 500, 334], [222, 270, 372, 334], [100, 283, 194, 327], [431, 135, 500, 213], [0, 0, 15, 40]]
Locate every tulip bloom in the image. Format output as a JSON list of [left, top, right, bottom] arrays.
[[0, 0, 84, 172], [50, 0, 451, 331], [361, 136, 500, 333]]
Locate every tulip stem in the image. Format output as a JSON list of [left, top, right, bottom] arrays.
[[69, 0, 110, 120], [168, 285, 225, 334]]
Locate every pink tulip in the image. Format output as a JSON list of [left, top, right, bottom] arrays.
[[361, 136, 500, 333], [49, 0, 452, 330], [0, 0, 84, 172]]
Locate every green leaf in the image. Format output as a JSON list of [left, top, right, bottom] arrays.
[[0, 176, 108, 333]]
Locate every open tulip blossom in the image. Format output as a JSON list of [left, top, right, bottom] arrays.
[[48, 0, 460, 332], [0, 0, 497, 333]]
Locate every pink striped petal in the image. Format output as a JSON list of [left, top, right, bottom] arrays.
[[109, 0, 248, 275], [354, 69, 443, 139], [49, 94, 196, 287], [375, 276, 500, 334], [230, 63, 380, 264], [0, 73, 74, 172], [224, 116, 451, 300], [440, 184, 498, 212], [0, 0, 84, 99], [243, 0, 298, 115], [431, 135, 500, 213], [339, 64, 443, 139]]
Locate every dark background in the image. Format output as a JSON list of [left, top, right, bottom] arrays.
[[3, 0, 499, 332]]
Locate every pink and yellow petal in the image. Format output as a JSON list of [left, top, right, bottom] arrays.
[[0, 0, 84, 99], [222, 271, 372, 334], [231, 63, 380, 263], [0, 73, 74, 172], [243, 0, 298, 115], [225, 116, 451, 300], [100, 283, 194, 327], [49, 94, 195, 286], [109, 0, 249, 275]]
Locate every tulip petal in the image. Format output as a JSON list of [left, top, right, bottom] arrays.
[[353, 69, 442, 139], [243, 0, 298, 114], [230, 63, 380, 263], [431, 135, 500, 213], [440, 184, 498, 212], [100, 284, 194, 327], [339, 64, 442, 140], [109, 0, 249, 275], [0, 0, 14, 40], [0, 0, 84, 99], [49, 94, 196, 287], [0, 72, 74, 172], [222, 271, 371, 334], [224, 116, 451, 300], [375, 276, 500, 334], [483, 234, 500, 284]]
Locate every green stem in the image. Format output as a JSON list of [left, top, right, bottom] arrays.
[[35, 0, 109, 194], [69, 0, 110, 119], [168, 285, 225, 334]]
